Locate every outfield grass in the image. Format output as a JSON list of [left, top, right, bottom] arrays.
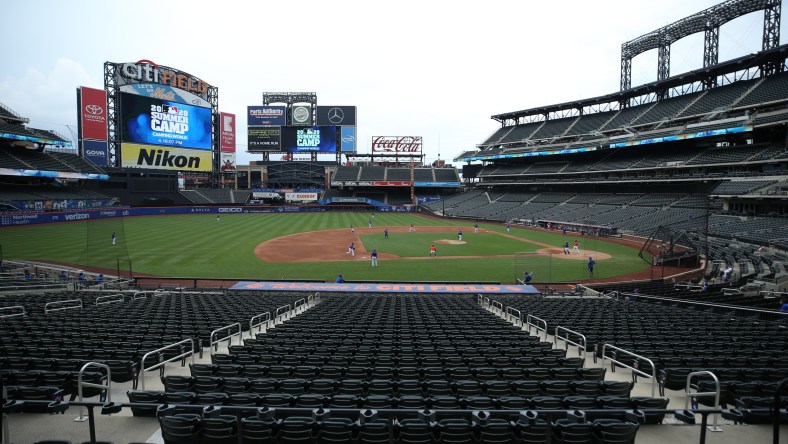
[[0, 213, 651, 283]]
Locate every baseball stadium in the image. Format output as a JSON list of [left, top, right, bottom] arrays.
[[1, 1, 788, 443]]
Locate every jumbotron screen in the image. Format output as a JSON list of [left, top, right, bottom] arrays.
[[120, 93, 212, 150], [280, 125, 337, 152]]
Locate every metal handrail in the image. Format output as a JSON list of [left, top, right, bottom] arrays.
[[490, 300, 503, 315], [526, 314, 548, 340], [44, 299, 83, 313], [293, 298, 306, 314], [685, 370, 722, 432], [275, 304, 292, 323], [95, 294, 124, 306], [601, 343, 657, 397], [131, 290, 158, 300], [505, 306, 523, 327], [139, 339, 195, 390], [0, 305, 25, 318], [74, 362, 111, 422], [307, 292, 320, 307], [249, 312, 271, 336], [555, 326, 587, 356], [210, 322, 242, 355]]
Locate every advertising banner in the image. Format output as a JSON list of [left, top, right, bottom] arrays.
[[83, 140, 109, 166], [112, 60, 212, 101], [220, 151, 236, 172], [220, 112, 236, 153], [79, 87, 108, 140], [285, 192, 318, 202], [247, 106, 286, 126], [120, 93, 212, 150], [248, 127, 281, 151], [230, 281, 539, 294], [252, 191, 281, 199], [121, 143, 212, 172], [340, 126, 357, 152], [316, 106, 357, 126], [290, 105, 312, 126], [280, 126, 337, 152], [120, 84, 211, 108], [371, 136, 422, 153]]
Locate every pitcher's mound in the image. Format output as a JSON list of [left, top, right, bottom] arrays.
[[436, 239, 466, 245]]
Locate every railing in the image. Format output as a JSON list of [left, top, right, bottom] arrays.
[[249, 312, 271, 336], [293, 298, 306, 314], [139, 339, 195, 390], [95, 294, 124, 306], [209, 322, 243, 355], [74, 362, 111, 422], [275, 304, 292, 324], [0, 305, 25, 318], [526, 314, 547, 340], [44, 299, 83, 313], [601, 343, 656, 397], [554, 326, 587, 356], [685, 370, 722, 432], [307, 292, 320, 307], [490, 300, 504, 316], [131, 290, 160, 300], [505, 306, 523, 327]]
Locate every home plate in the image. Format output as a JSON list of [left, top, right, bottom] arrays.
[[361, 256, 368, 259]]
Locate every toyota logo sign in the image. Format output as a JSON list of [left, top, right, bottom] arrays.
[[85, 104, 104, 115]]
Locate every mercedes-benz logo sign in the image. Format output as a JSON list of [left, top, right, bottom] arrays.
[[85, 104, 103, 115], [327, 107, 344, 124], [292, 106, 310, 124]]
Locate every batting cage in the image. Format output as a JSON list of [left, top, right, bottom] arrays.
[[638, 194, 709, 269]]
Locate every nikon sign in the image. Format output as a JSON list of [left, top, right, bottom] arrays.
[[121, 143, 212, 172]]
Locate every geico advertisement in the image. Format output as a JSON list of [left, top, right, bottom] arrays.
[[120, 93, 212, 150], [121, 143, 212, 172]]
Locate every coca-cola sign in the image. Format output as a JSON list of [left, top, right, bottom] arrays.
[[372, 136, 422, 153]]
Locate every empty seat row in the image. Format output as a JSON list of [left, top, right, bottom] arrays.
[[194, 362, 591, 380], [163, 376, 629, 397]]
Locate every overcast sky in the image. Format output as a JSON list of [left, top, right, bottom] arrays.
[[0, 0, 781, 166]]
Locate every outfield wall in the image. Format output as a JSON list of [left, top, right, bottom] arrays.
[[0, 205, 412, 228]]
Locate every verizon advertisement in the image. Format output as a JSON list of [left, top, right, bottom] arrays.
[[80, 87, 108, 141], [285, 192, 318, 202], [371, 136, 422, 153]]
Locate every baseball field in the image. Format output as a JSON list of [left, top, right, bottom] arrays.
[[0, 212, 652, 283]]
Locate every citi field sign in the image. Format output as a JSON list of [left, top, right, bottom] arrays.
[[112, 60, 212, 100]]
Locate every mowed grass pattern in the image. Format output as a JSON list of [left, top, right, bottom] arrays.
[[0, 213, 650, 283]]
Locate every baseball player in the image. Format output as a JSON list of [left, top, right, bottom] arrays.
[[563, 241, 570, 255], [429, 244, 437, 257], [409, 224, 415, 232], [458, 230, 463, 241], [474, 223, 479, 234], [371, 249, 378, 267], [345, 242, 355, 257], [573, 240, 580, 255], [111, 232, 116, 245]]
